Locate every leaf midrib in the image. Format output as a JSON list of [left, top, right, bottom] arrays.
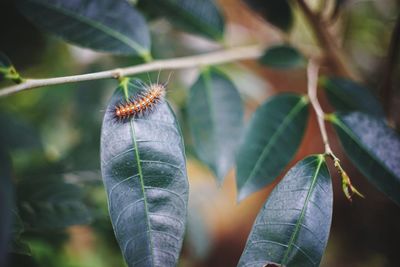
[[242, 97, 308, 189], [281, 156, 324, 265], [27, 0, 148, 56], [123, 80, 155, 266]]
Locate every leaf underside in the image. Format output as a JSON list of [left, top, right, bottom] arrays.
[[236, 93, 309, 201], [331, 112, 400, 205], [17, 0, 151, 57], [188, 69, 243, 183], [238, 155, 333, 267], [100, 79, 189, 267]]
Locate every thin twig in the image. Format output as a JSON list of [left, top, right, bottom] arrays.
[[307, 59, 338, 161], [0, 45, 264, 98], [297, 0, 358, 80]]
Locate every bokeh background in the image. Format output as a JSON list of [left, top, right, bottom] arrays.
[[1, 0, 399, 266]]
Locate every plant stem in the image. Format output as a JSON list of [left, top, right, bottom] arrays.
[[307, 59, 338, 161], [0, 45, 264, 98], [307, 59, 363, 201], [297, 0, 358, 80]]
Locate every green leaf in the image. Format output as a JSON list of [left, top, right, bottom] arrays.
[[259, 45, 305, 69], [329, 112, 400, 205], [320, 77, 384, 116], [238, 155, 333, 267], [8, 211, 31, 256], [17, 175, 92, 231], [188, 69, 243, 183], [0, 148, 13, 266], [236, 93, 309, 201], [242, 0, 293, 31], [137, 0, 224, 40], [0, 112, 42, 151], [0, 52, 22, 83], [100, 79, 189, 267], [17, 0, 151, 59]]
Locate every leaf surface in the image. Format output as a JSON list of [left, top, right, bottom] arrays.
[[330, 112, 400, 205], [100, 79, 189, 266], [242, 0, 293, 31], [259, 45, 304, 69], [188, 69, 243, 183], [17, 0, 151, 58], [236, 94, 309, 201], [320, 77, 384, 116], [238, 155, 333, 267], [17, 175, 92, 230], [138, 0, 224, 40]]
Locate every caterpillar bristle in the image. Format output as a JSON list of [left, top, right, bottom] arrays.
[[113, 80, 167, 123]]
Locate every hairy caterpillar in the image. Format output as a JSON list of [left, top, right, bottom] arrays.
[[113, 77, 168, 122]]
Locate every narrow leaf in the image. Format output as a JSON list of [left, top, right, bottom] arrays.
[[17, 175, 92, 230], [242, 0, 293, 31], [238, 155, 333, 267], [320, 77, 384, 116], [138, 0, 224, 40], [236, 94, 309, 201], [259, 45, 304, 69], [17, 0, 151, 59], [330, 112, 400, 205], [188, 68, 243, 183], [100, 79, 189, 267]]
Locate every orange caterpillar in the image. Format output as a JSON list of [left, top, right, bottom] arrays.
[[114, 81, 166, 121]]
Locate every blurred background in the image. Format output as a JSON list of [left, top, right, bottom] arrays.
[[0, 0, 399, 266]]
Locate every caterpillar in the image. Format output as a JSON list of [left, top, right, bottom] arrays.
[[113, 80, 167, 122]]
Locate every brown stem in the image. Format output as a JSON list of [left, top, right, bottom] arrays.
[[297, 0, 358, 80]]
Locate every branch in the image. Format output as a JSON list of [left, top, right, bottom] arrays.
[[307, 59, 363, 201], [297, 0, 358, 80], [307, 59, 337, 160], [0, 45, 264, 98]]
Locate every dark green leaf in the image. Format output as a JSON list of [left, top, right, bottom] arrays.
[[329, 112, 400, 205], [17, 0, 151, 59], [0, 112, 42, 151], [320, 77, 384, 116], [0, 148, 13, 267], [137, 0, 224, 40], [0, 52, 22, 83], [100, 79, 189, 267], [8, 212, 31, 256], [17, 175, 92, 230], [188, 68, 243, 183], [242, 0, 293, 31], [259, 45, 305, 69], [236, 93, 309, 201], [238, 155, 333, 267]]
